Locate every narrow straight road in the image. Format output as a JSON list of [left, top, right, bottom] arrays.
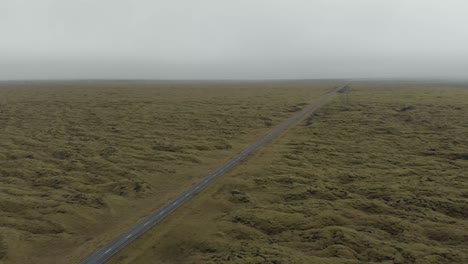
[[80, 84, 349, 264]]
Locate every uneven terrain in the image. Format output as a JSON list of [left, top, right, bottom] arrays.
[[0, 81, 331, 263], [111, 83, 468, 264]]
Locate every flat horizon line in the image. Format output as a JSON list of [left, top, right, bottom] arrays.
[[0, 77, 467, 85]]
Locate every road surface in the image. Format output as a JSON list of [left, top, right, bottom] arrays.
[[80, 84, 348, 264]]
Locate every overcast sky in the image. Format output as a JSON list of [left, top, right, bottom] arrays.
[[1, 0, 468, 80]]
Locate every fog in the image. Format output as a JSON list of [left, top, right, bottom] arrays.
[[1, 0, 467, 80]]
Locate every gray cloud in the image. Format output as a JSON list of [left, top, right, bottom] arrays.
[[1, 0, 468, 80]]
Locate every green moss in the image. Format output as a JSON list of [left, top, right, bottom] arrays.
[[111, 83, 468, 264], [0, 81, 329, 263]]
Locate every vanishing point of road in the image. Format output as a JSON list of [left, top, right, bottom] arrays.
[[81, 84, 349, 264]]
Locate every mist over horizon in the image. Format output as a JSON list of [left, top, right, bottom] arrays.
[[2, 0, 468, 80]]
